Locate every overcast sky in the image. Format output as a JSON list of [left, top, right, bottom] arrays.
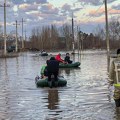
[[0, 0, 120, 37]]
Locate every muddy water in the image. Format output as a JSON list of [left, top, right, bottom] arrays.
[[0, 50, 120, 120]]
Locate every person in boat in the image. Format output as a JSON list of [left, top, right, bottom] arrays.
[[41, 49, 45, 52], [109, 48, 120, 108], [47, 57, 59, 86], [40, 65, 48, 79], [64, 53, 72, 64], [55, 53, 66, 64], [41, 49, 47, 54]]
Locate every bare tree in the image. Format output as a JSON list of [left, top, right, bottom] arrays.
[[93, 25, 106, 49], [50, 25, 59, 49], [109, 17, 120, 48], [60, 24, 72, 50]]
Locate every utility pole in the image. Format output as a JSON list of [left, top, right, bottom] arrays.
[[19, 18, 26, 49], [72, 12, 75, 54], [13, 20, 20, 52], [104, 0, 110, 72], [77, 26, 80, 54], [79, 31, 83, 55], [0, 0, 10, 55], [24, 29, 26, 47]]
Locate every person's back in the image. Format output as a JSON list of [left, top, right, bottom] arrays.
[[47, 57, 59, 87], [109, 48, 120, 108], [47, 59, 59, 73]]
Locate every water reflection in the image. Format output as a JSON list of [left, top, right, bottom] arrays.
[[114, 107, 120, 120], [16, 57, 19, 76], [4, 59, 8, 79], [77, 53, 81, 63], [64, 69, 70, 75], [63, 68, 71, 75], [72, 54, 75, 62], [60, 67, 81, 76], [47, 89, 59, 110]]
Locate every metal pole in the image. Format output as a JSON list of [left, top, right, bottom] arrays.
[[77, 26, 79, 54], [4, 0, 7, 55], [72, 12, 75, 54], [104, 0, 110, 72], [22, 18, 24, 49], [79, 31, 83, 54], [15, 20, 18, 52], [24, 29, 26, 48]]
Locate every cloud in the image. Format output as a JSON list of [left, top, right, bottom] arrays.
[[10, 0, 48, 5], [11, 0, 25, 5], [78, 0, 103, 6], [77, 0, 116, 6], [60, 3, 82, 18], [19, 3, 30, 10], [88, 7, 120, 18], [112, 4, 120, 10], [107, 0, 117, 4], [19, 3, 39, 12], [61, 4, 82, 12], [88, 7, 105, 17], [88, 3, 120, 17], [62, 4, 71, 11], [18, 3, 59, 16], [13, 5, 19, 12], [9, 2, 63, 29], [40, 4, 59, 14], [109, 9, 120, 15], [26, 0, 48, 4]]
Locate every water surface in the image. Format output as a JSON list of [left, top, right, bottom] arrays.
[[0, 50, 119, 120]]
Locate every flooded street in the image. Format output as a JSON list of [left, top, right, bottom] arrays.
[[0, 50, 120, 120]]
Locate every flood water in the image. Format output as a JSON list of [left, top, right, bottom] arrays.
[[0, 50, 120, 120]]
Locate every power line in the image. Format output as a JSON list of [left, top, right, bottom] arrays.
[[84, 2, 104, 22]]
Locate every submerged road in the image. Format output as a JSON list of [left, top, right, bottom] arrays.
[[0, 50, 119, 120]]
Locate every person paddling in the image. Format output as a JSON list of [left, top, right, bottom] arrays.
[[40, 65, 48, 79]]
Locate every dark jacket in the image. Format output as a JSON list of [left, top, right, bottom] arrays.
[[64, 56, 72, 64], [47, 60, 59, 73], [65, 56, 70, 62]]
